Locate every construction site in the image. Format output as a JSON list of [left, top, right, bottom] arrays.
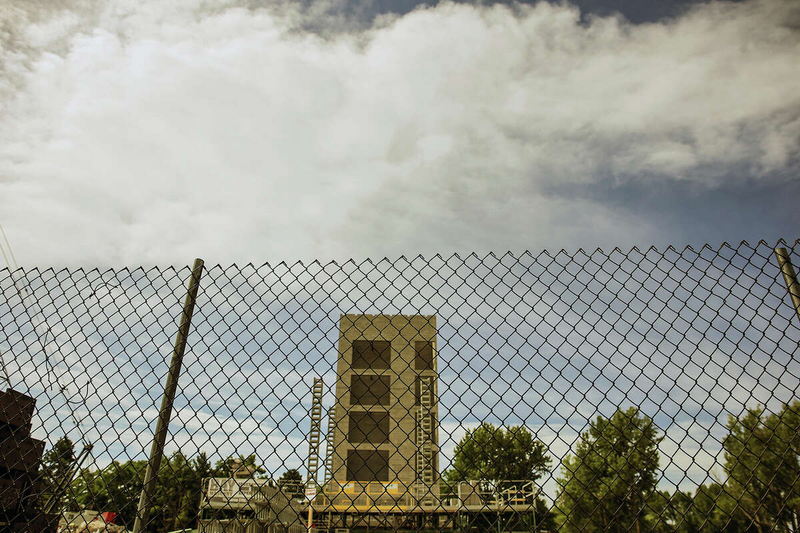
[[3, 241, 799, 533], [193, 314, 542, 533], [302, 314, 541, 532], [197, 466, 306, 533], [0, 312, 544, 533]]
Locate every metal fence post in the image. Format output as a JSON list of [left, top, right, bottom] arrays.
[[775, 247, 800, 324], [132, 258, 204, 533]]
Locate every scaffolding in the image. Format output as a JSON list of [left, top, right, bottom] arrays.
[[304, 373, 542, 531], [307, 378, 324, 486], [415, 376, 435, 507], [324, 405, 336, 484]]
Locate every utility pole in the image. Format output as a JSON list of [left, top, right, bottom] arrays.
[[774, 247, 800, 324], [132, 258, 204, 533]]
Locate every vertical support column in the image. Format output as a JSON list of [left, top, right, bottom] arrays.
[[775, 247, 800, 324], [132, 258, 204, 533]]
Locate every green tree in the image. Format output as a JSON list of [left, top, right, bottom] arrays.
[[722, 401, 800, 532], [684, 482, 750, 533], [213, 454, 266, 478], [277, 468, 304, 500], [444, 423, 551, 485], [443, 423, 553, 530], [72, 459, 146, 528], [69, 451, 213, 532], [644, 490, 685, 533], [178, 452, 213, 525], [644, 487, 749, 533], [557, 407, 661, 533], [38, 436, 77, 515], [194, 451, 213, 481], [148, 451, 204, 531]]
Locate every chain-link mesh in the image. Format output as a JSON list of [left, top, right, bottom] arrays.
[[1, 239, 799, 533]]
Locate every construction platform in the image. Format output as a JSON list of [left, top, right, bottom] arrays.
[[307, 480, 542, 531]]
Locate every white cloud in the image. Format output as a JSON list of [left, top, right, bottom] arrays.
[[2, 1, 799, 510], [0, 0, 797, 266]]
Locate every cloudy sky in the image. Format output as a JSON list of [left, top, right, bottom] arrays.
[[1, 0, 798, 267], [2, 1, 800, 508]]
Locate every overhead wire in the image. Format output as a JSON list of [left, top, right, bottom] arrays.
[[0, 224, 19, 269], [0, 224, 16, 386], [0, 224, 91, 444]]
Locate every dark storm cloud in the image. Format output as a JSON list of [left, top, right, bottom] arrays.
[[285, 0, 733, 31]]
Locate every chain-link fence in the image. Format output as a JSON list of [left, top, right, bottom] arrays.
[[1, 239, 799, 533]]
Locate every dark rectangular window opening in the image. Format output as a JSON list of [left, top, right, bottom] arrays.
[[415, 341, 434, 370], [352, 340, 391, 369], [350, 375, 391, 406], [348, 411, 390, 444], [346, 449, 389, 482]]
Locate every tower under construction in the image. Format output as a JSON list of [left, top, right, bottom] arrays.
[[306, 314, 540, 532], [321, 314, 440, 512]]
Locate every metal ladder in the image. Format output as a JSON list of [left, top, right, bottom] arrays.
[[324, 404, 337, 483], [307, 377, 324, 486], [416, 376, 435, 505]]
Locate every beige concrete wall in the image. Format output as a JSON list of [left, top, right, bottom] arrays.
[[328, 314, 439, 498]]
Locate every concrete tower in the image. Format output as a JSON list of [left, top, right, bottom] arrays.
[[325, 314, 439, 508]]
